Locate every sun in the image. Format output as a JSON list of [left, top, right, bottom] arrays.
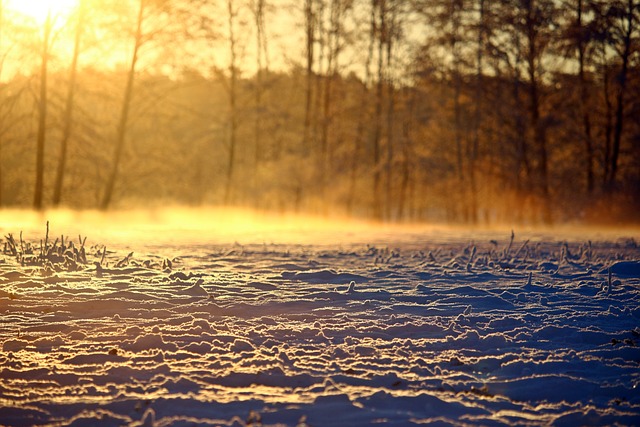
[[7, 0, 79, 25]]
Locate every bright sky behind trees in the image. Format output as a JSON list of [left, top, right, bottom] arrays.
[[7, 0, 78, 24]]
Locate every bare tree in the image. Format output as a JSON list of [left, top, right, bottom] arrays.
[[371, 0, 386, 219], [384, 1, 401, 220], [0, 5, 32, 207], [468, 0, 486, 223], [302, 0, 316, 154], [33, 12, 52, 210], [511, 0, 557, 223], [53, 0, 86, 206], [101, 0, 145, 209], [317, 0, 351, 208], [321, 0, 338, 169], [600, 0, 639, 190], [348, 1, 376, 214], [250, 0, 268, 168], [223, 0, 240, 204], [572, 0, 595, 193]]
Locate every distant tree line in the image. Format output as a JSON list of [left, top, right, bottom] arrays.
[[0, 0, 638, 224]]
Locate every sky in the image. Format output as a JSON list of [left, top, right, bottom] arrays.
[[1, 0, 423, 82], [7, 0, 78, 25]]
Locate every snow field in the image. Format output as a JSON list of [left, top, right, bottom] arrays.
[[0, 234, 639, 426]]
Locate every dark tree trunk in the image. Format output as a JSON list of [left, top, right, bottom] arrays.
[[348, 3, 375, 215], [397, 88, 415, 219], [451, 1, 464, 221], [101, 0, 144, 210], [452, 3, 463, 186], [513, 62, 531, 222], [253, 0, 265, 169], [601, 42, 613, 188], [303, 0, 315, 156], [385, 3, 396, 220], [314, 1, 325, 154], [372, 0, 385, 220], [575, 0, 595, 193], [321, 0, 341, 167], [607, 0, 634, 190], [468, 0, 485, 224], [525, 0, 551, 223]]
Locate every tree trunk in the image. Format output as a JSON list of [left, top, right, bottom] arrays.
[[101, 0, 144, 210], [601, 41, 613, 190], [251, 0, 265, 207], [224, 0, 239, 204], [575, 0, 594, 193], [313, 0, 325, 201], [321, 0, 341, 166], [525, 0, 551, 223], [607, 0, 634, 191], [451, 2, 463, 186], [253, 0, 265, 169], [53, 0, 85, 206], [318, 0, 336, 210], [468, 0, 485, 224], [512, 56, 531, 223], [372, 0, 385, 220], [347, 3, 375, 215], [397, 88, 414, 220], [303, 0, 314, 154], [34, 12, 52, 210], [451, 1, 464, 221], [385, 3, 395, 219]]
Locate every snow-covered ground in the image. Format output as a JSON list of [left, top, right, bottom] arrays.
[[1, 212, 639, 426]]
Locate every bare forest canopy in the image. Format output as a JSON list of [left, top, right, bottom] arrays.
[[0, 0, 638, 225]]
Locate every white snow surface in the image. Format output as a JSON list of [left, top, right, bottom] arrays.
[[1, 222, 640, 426]]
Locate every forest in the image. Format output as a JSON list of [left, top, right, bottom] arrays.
[[0, 0, 638, 224]]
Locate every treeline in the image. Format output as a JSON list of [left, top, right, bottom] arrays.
[[0, 0, 638, 224]]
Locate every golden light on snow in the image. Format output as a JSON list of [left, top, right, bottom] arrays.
[[7, 0, 79, 24], [1, 211, 639, 425], [0, 207, 399, 247], [0, 208, 636, 249]]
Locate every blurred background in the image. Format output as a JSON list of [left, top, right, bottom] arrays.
[[0, 0, 638, 225]]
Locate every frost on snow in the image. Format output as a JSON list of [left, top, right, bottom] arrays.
[[0, 232, 639, 426]]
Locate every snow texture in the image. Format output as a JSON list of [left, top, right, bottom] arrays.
[[1, 232, 639, 426]]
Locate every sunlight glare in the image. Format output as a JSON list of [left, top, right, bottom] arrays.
[[0, 208, 634, 250], [7, 0, 78, 25]]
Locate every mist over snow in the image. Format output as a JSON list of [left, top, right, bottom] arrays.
[[0, 212, 639, 426]]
